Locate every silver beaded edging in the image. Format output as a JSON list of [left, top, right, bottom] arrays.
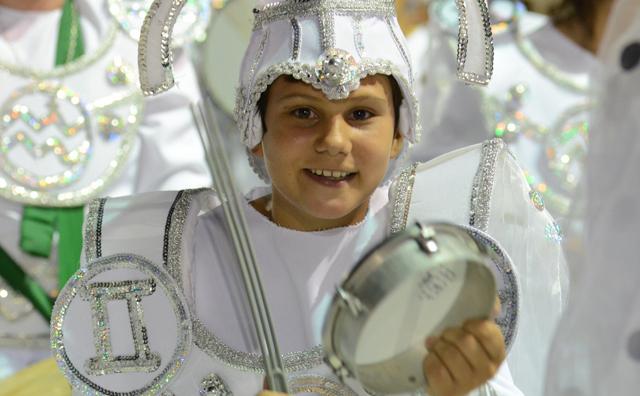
[[455, 0, 494, 85], [290, 18, 301, 61], [389, 163, 418, 234], [193, 319, 325, 374], [0, 23, 118, 80], [385, 17, 414, 86], [352, 16, 365, 58], [469, 138, 504, 232], [84, 197, 108, 262], [252, 0, 396, 30], [51, 254, 192, 396], [139, 0, 186, 96], [288, 374, 359, 395], [164, 189, 208, 285], [457, 225, 520, 352]]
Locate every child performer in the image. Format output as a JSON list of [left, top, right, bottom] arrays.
[[51, 1, 567, 395]]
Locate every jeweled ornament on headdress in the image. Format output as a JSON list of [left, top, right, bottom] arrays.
[[315, 49, 360, 100]]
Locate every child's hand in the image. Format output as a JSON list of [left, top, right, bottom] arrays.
[[423, 319, 506, 396]]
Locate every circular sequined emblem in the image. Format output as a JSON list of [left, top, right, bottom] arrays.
[[0, 82, 93, 190], [51, 254, 192, 395], [0, 81, 141, 206], [529, 190, 545, 211]]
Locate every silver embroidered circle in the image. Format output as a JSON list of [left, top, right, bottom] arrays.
[[316, 49, 360, 100], [0, 80, 142, 207], [51, 254, 192, 396], [0, 82, 93, 190]]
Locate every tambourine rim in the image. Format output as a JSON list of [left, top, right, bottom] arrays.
[[321, 222, 500, 389]]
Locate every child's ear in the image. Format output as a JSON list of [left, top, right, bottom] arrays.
[[251, 142, 264, 158], [390, 132, 404, 159]]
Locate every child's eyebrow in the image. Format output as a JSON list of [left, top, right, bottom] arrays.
[[276, 93, 323, 103]]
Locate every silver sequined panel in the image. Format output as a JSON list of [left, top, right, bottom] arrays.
[[51, 254, 192, 396]]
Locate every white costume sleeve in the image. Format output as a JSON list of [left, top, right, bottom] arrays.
[[133, 52, 211, 193], [487, 147, 569, 396]]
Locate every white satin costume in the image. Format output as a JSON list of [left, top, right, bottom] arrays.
[[51, 1, 567, 395], [409, 1, 594, 290], [545, 0, 640, 394], [0, 0, 211, 379]]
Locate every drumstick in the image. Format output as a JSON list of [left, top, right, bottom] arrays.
[[138, 0, 289, 392]]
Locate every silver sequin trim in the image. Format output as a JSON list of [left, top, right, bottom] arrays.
[[389, 163, 418, 234], [161, 189, 326, 373], [352, 16, 365, 58], [165, 189, 208, 287], [319, 11, 336, 51], [458, 225, 519, 352], [385, 17, 413, 85], [51, 254, 192, 396], [290, 18, 301, 60], [199, 373, 232, 395], [469, 139, 504, 232], [139, 0, 186, 96], [0, 23, 118, 80], [245, 29, 270, 110], [252, 0, 396, 29], [193, 319, 325, 373], [84, 197, 107, 262], [83, 279, 161, 376], [455, 0, 494, 85], [288, 374, 359, 396]]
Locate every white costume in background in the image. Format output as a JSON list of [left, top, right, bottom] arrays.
[[545, 0, 640, 394], [53, 139, 565, 395], [0, 0, 210, 379], [410, 2, 595, 240]]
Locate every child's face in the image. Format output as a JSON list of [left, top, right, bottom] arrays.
[[254, 74, 404, 225]]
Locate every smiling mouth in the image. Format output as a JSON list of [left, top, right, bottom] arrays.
[[305, 168, 357, 183]]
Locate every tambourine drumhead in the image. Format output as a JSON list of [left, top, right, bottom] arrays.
[[202, 0, 255, 115], [323, 223, 498, 395]]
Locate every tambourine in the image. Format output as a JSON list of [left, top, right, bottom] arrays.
[[322, 222, 519, 395]]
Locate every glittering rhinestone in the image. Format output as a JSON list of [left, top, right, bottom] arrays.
[[529, 190, 545, 211], [545, 222, 564, 243]]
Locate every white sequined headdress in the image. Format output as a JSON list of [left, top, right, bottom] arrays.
[[139, 0, 493, 177]]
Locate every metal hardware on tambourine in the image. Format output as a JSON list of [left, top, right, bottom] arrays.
[[336, 287, 367, 317], [325, 353, 352, 382], [416, 222, 439, 254]]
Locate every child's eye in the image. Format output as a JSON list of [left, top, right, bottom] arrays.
[[291, 108, 315, 119], [351, 109, 373, 121]]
